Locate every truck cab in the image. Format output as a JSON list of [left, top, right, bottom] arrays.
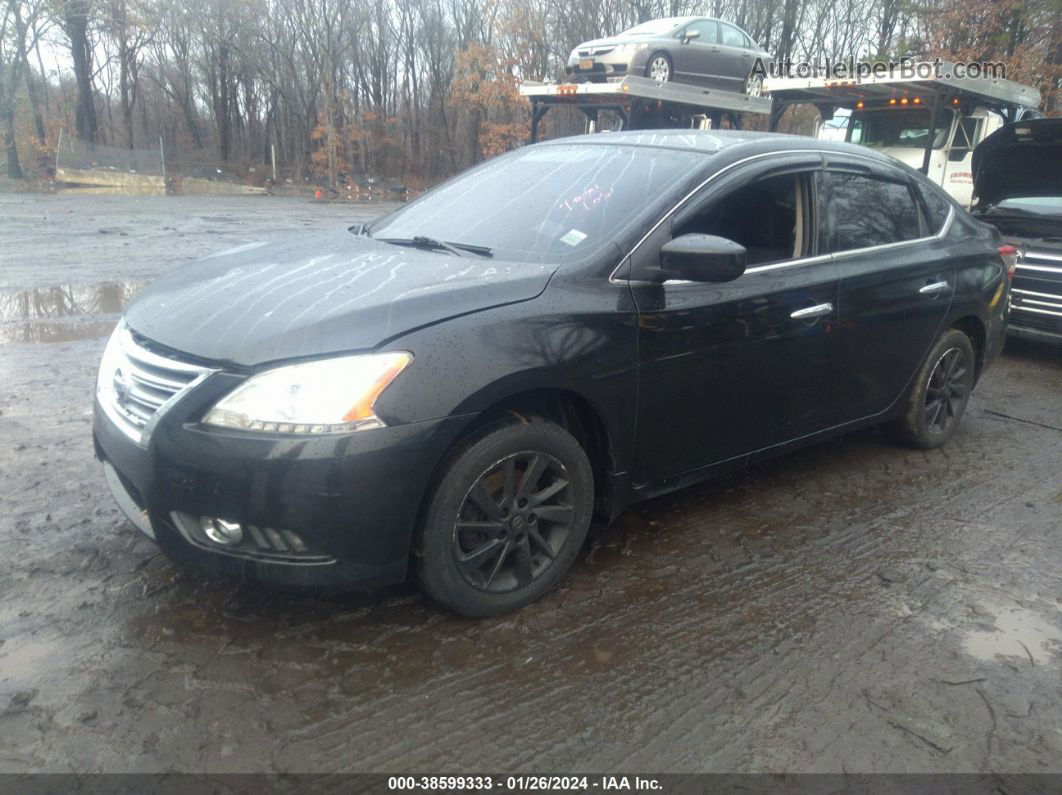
[[844, 101, 1005, 207], [765, 63, 1041, 207]]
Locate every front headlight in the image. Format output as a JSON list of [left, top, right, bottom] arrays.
[[202, 352, 412, 434], [616, 42, 648, 53], [96, 322, 126, 404]]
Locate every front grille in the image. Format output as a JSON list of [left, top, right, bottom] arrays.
[[577, 46, 615, 57], [1010, 252, 1062, 335], [99, 325, 212, 444]]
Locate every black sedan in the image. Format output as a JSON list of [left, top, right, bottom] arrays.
[[94, 131, 1011, 616]]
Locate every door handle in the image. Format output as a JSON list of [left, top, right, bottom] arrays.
[[919, 281, 949, 295], [790, 302, 833, 319]]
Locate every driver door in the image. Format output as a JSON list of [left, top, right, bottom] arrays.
[[671, 20, 719, 84], [629, 157, 843, 485]]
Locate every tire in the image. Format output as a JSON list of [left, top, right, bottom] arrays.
[[744, 71, 764, 97], [414, 418, 594, 617], [886, 328, 975, 449], [645, 52, 673, 83]]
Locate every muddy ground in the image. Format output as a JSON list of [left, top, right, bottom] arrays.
[[1, 193, 1061, 774]]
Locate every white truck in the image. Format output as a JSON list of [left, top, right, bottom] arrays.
[[763, 64, 1041, 206]]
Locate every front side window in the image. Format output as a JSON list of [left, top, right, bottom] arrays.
[[682, 19, 718, 43], [820, 171, 921, 252], [674, 172, 807, 266], [369, 144, 704, 265]]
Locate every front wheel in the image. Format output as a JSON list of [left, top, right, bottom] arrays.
[[414, 418, 594, 617], [646, 53, 673, 82], [886, 328, 975, 449]]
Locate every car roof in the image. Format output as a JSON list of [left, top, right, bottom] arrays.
[[540, 129, 905, 167]]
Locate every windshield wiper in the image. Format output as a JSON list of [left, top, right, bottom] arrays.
[[378, 236, 492, 258], [448, 241, 493, 258]]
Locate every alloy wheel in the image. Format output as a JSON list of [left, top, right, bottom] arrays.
[[924, 347, 969, 434], [746, 74, 763, 97], [452, 452, 575, 593], [649, 56, 671, 82]]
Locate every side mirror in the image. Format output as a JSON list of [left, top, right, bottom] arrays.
[[657, 234, 747, 283], [682, 29, 700, 43]]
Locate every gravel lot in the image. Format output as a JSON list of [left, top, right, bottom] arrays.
[[1, 193, 1061, 774]]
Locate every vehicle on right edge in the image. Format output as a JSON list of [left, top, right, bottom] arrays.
[[971, 118, 1062, 344]]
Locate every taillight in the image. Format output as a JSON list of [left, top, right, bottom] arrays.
[[998, 244, 1019, 280]]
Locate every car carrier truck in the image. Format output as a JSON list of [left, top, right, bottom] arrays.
[[763, 63, 1041, 206], [518, 75, 772, 143]]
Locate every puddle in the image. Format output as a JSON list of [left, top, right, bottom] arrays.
[[0, 282, 145, 343], [963, 603, 1062, 665]]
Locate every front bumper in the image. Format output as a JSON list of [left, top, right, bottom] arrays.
[[94, 376, 472, 589], [565, 61, 629, 82]]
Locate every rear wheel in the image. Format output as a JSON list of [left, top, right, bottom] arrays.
[[646, 53, 673, 82], [744, 71, 764, 97], [414, 418, 593, 617], [886, 328, 975, 449]]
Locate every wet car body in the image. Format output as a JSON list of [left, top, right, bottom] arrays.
[[565, 16, 768, 92], [94, 131, 1010, 598], [971, 118, 1062, 344]]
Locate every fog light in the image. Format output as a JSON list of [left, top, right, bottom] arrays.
[[202, 517, 244, 546]]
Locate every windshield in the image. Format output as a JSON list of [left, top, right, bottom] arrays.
[[368, 144, 703, 264], [849, 109, 949, 149], [620, 18, 685, 36]]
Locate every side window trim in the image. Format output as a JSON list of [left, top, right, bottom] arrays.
[[749, 169, 956, 273], [615, 149, 893, 284]]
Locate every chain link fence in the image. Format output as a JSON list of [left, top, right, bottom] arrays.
[[52, 132, 417, 201], [55, 133, 265, 195]]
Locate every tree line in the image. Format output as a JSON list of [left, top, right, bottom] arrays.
[[1, 0, 1059, 187]]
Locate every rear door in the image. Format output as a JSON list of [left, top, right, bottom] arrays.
[[821, 158, 955, 422], [630, 154, 844, 484], [716, 22, 755, 90]]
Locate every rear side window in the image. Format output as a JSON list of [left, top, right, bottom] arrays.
[[719, 23, 749, 48], [820, 171, 921, 252], [915, 182, 952, 234]]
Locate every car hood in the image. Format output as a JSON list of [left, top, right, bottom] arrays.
[[575, 35, 652, 49], [973, 119, 1062, 207], [124, 231, 556, 367]]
